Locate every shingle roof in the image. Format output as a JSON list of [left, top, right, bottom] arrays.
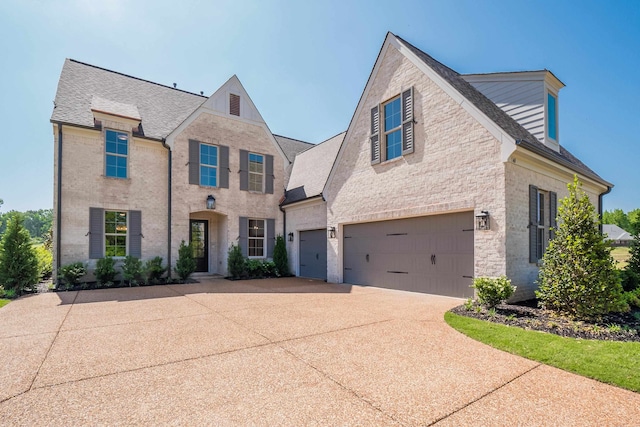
[[273, 134, 315, 163], [51, 59, 206, 140], [394, 35, 610, 187], [282, 132, 346, 206], [603, 224, 633, 242]]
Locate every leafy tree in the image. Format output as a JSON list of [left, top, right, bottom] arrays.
[[227, 243, 245, 279], [602, 208, 631, 232], [0, 213, 39, 293], [0, 208, 53, 240], [273, 234, 289, 276], [621, 232, 640, 292], [628, 209, 640, 235], [537, 176, 627, 318], [175, 240, 197, 281]]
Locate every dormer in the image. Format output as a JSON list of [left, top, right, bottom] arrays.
[[90, 96, 142, 135], [462, 70, 565, 152]]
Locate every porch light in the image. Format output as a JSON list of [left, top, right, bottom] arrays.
[[328, 226, 336, 239], [288, 232, 294, 242], [476, 211, 490, 230], [206, 194, 216, 210]]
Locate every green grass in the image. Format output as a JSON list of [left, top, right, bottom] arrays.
[[612, 246, 631, 269], [445, 312, 640, 392], [0, 299, 10, 309]]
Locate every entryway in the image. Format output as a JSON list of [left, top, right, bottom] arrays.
[[190, 219, 208, 272]]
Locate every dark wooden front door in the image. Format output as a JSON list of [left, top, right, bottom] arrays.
[[190, 220, 208, 272]]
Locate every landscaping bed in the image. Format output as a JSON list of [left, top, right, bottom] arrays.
[[450, 300, 640, 342]]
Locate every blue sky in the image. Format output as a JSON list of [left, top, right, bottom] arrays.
[[0, 0, 638, 212]]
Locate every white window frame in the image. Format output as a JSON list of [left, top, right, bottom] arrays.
[[104, 129, 129, 179], [199, 142, 218, 187], [248, 152, 264, 193], [382, 95, 402, 161], [105, 210, 128, 258], [248, 218, 266, 258]]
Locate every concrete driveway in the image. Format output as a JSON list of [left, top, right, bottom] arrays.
[[1, 278, 638, 425]]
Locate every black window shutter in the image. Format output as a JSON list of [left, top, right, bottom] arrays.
[[219, 145, 229, 189], [401, 87, 414, 155], [265, 155, 274, 194], [189, 139, 199, 185], [129, 210, 142, 258], [266, 218, 275, 258], [529, 185, 539, 263], [239, 150, 249, 191], [89, 207, 104, 259], [239, 216, 248, 256], [549, 191, 557, 240], [370, 105, 380, 164]]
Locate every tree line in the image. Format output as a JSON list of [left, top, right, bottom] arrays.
[[603, 209, 640, 235], [0, 200, 52, 242]]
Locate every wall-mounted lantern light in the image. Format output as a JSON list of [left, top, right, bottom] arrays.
[[476, 211, 490, 230], [328, 226, 336, 239], [206, 194, 216, 210], [288, 232, 294, 242]]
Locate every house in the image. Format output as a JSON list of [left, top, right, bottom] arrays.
[[51, 32, 611, 300], [603, 224, 633, 247]]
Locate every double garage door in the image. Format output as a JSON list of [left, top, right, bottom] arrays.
[[343, 212, 474, 298]]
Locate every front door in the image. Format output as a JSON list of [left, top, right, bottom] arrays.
[[190, 220, 208, 272]]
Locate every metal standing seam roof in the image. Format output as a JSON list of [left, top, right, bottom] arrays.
[[394, 34, 610, 187]]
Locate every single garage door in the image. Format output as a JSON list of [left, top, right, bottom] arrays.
[[299, 229, 327, 280], [343, 212, 474, 298]]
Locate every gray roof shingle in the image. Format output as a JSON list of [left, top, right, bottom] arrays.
[[273, 134, 315, 163], [394, 34, 610, 187], [51, 59, 206, 140]]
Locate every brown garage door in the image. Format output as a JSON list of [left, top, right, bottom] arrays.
[[343, 212, 474, 298]]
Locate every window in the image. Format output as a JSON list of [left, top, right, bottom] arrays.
[[105, 211, 127, 257], [230, 93, 240, 116], [547, 93, 557, 140], [199, 143, 218, 187], [248, 153, 264, 192], [384, 97, 402, 161], [537, 191, 547, 260], [248, 219, 265, 257], [105, 130, 128, 179]]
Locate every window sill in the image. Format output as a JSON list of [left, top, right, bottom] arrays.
[[103, 175, 130, 182], [378, 155, 406, 166]]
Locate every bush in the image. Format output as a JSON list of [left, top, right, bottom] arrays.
[[95, 257, 117, 287], [175, 240, 197, 281], [0, 213, 39, 293], [35, 245, 53, 279], [227, 244, 244, 279], [122, 256, 143, 286], [58, 262, 87, 290], [537, 177, 627, 318], [245, 259, 263, 278], [623, 288, 640, 309], [472, 276, 515, 308], [145, 256, 166, 285], [622, 232, 640, 292], [273, 235, 289, 276]]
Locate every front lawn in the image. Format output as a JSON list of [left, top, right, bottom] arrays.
[[612, 246, 631, 269], [0, 299, 10, 309], [445, 312, 640, 393]]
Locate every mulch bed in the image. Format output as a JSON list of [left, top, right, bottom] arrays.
[[450, 300, 640, 342]]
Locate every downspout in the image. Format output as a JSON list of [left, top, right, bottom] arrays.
[[161, 139, 172, 271], [598, 185, 612, 235], [56, 123, 63, 277]]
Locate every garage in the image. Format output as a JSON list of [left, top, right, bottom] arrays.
[[343, 212, 474, 298], [299, 229, 327, 280]]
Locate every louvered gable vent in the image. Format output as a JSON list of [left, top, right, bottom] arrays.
[[230, 93, 240, 116]]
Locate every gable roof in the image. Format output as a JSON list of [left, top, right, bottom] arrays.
[[282, 131, 346, 206], [603, 224, 633, 242], [273, 135, 315, 163], [393, 35, 610, 187], [52, 59, 206, 140]]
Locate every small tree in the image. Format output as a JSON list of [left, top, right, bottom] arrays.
[[0, 214, 39, 293], [122, 256, 143, 286], [621, 232, 640, 292], [536, 176, 627, 318], [95, 257, 118, 286], [273, 234, 289, 276], [227, 243, 245, 279], [175, 240, 197, 281]]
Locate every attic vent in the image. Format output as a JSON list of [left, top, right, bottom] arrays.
[[230, 93, 240, 116]]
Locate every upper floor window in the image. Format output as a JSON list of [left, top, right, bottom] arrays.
[[105, 130, 128, 179], [547, 93, 557, 140], [248, 153, 264, 192], [384, 97, 402, 161], [105, 211, 127, 257], [248, 219, 265, 258], [200, 143, 218, 187], [370, 87, 414, 164]]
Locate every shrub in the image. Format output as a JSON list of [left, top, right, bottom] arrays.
[[245, 259, 263, 278], [537, 176, 627, 318], [1, 288, 16, 299], [122, 256, 143, 286], [262, 260, 277, 277], [34, 245, 53, 279], [622, 232, 640, 292], [145, 256, 166, 285], [58, 262, 87, 290], [273, 235, 289, 276], [227, 244, 244, 279], [175, 240, 197, 281], [95, 257, 117, 287], [0, 213, 39, 293], [472, 276, 515, 308], [622, 288, 640, 309]]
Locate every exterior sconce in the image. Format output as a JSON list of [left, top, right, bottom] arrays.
[[476, 211, 490, 230], [328, 226, 336, 239], [206, 194, 216, 210], [288, 232, 294, 242]]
